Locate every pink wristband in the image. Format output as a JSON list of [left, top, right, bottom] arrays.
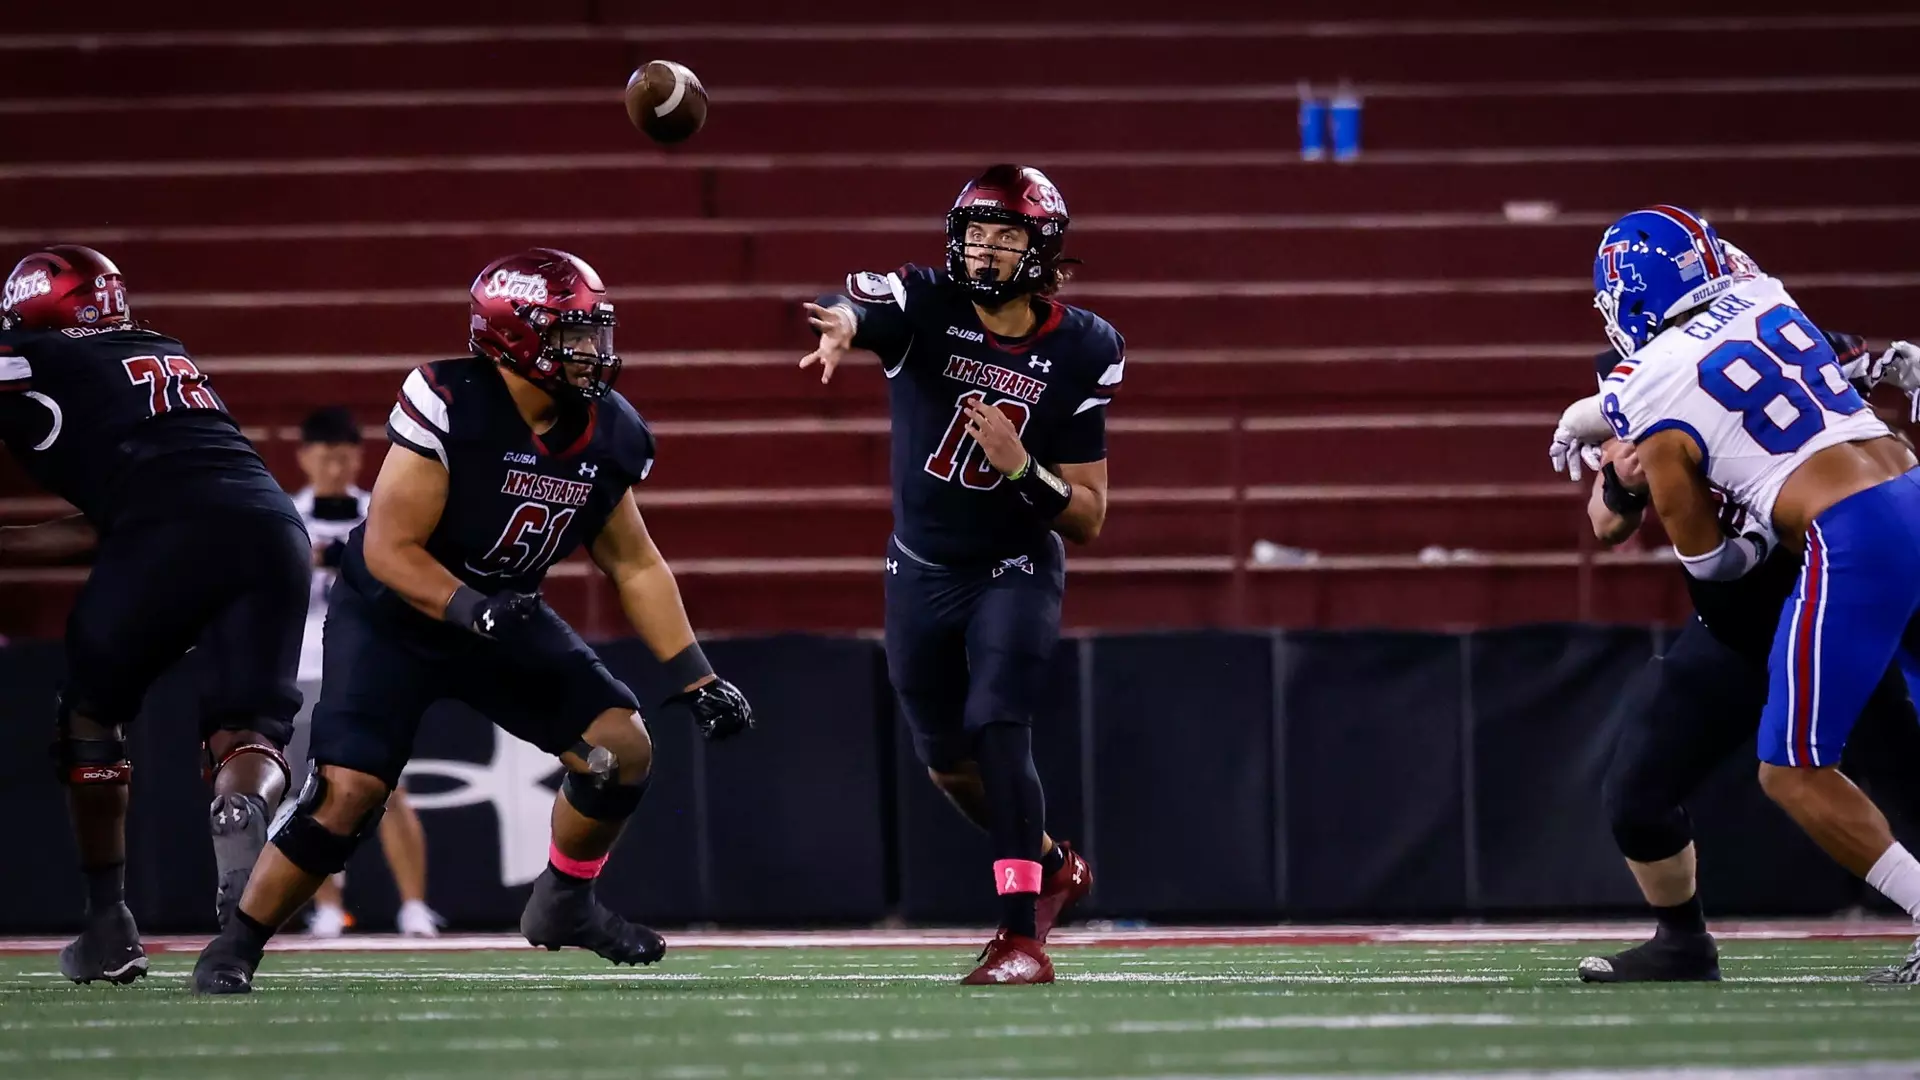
[[994, 859, 1043, 895]]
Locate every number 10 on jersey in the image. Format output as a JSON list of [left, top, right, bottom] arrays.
[[925, 391, 1031, 490]]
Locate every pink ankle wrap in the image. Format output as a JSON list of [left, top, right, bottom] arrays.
[[550, 842, 610, 880], [994, 859, 1043, 895]]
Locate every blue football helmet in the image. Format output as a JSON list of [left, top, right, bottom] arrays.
[[1592, 205, 1744, 357]]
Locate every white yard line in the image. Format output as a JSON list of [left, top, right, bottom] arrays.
[[1, 921, 1909, 954]]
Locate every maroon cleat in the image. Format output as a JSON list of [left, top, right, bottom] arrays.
[[1034, 841, 1092, 943], [961, 929, 1055, 985]]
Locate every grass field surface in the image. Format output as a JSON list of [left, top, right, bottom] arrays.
[[1, 926, 1916, 1079]]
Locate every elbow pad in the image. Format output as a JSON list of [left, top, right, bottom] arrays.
[[1677, 531, 1770, 582]]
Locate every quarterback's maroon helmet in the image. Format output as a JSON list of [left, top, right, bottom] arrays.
[[945, 165, 1071, 303], [469, 248, 620, 399], [2, 245, 130, 331]]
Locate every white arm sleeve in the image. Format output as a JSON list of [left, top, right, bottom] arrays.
[[1676, 533, 1769, 582]]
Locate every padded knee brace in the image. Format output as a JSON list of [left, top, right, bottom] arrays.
[[267, 771, 387, 878], [561, 769, 651, 823], [51, 704, 131, 787]]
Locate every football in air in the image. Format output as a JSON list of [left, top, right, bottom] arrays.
[[625, 60, 708, 145]]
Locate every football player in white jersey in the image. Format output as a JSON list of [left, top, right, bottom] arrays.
[[289, 407, 440, 938], [1592, 206, 1920, 982]]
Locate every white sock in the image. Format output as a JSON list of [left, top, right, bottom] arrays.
[[1865, 843, 1920, 921]]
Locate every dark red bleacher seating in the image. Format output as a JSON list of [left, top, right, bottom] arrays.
[[15, 156, 1916, 231], [10, 25, 1918, 97], [80, 217, 1920, 295], [0, 4, 1907, 635], [10, 87, 1913, 163], [130, 281, 1920, 357]]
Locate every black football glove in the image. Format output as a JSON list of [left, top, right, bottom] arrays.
[[446, 585, 540, 640], [666, 677, 754, 742]]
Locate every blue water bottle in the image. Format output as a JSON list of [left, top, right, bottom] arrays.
[[1330, 80, 1362, 161], [1296, 81, 1326, 161]]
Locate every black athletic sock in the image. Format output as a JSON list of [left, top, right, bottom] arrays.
[[231, 909, 275, 954], [1040, 843, 1067, 879], [1652, 893, 1708, 940], [84, 863, 125, 916], [1001, 893, 1038, 939], [974, 722, 1046, 939], [547, 861, 596, 890]]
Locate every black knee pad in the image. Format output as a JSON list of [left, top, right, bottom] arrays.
[[268, 770, 387, 877], [561, 769, 651, 823], [51, 705, 131, 787]]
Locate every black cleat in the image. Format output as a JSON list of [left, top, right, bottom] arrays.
[[191, 930, 264, 996], [58, 903, 148, 986], [519, 868, 666, 966], [1578, 931, 1721, 983], [209, 793, 269, 930]]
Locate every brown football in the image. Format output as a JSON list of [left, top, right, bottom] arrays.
[[624, 61, 708, 145]]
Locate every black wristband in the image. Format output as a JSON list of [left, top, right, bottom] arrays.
[[1601, 463, 1649, 516], [664, 641, 714, 687], [1008, 459, 1073, 521], [444, 584, 487, 628]]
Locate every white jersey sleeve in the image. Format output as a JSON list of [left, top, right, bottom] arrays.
[[1601, 275, 1889, 527]]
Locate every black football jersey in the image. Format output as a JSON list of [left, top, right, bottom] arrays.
[[339, 356, 656, 613], [842, 265, 1124, 565], [0, 326, 296, 531]]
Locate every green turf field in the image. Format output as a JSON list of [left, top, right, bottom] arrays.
[[1, 941, 1917, 1078]]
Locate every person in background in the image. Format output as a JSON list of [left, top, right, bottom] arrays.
[[289, 406, 440, 938]]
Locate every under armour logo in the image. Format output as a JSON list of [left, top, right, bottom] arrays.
[[403, 726, 565, 887], [885, 559, 899, 575], [992, 556, 1034, 578], [1028, 357, 1051, 373], [578, 462, 599, 478]]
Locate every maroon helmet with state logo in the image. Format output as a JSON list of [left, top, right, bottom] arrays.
[[1, 245, 131, 331], [469, 248, 620, 399], [945, 164, 1072, 303]]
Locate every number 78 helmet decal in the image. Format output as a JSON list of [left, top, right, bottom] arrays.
[[1592, 205, 1751, 357]]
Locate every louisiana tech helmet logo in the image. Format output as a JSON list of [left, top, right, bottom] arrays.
[[1597, 235, 1645, 294]]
